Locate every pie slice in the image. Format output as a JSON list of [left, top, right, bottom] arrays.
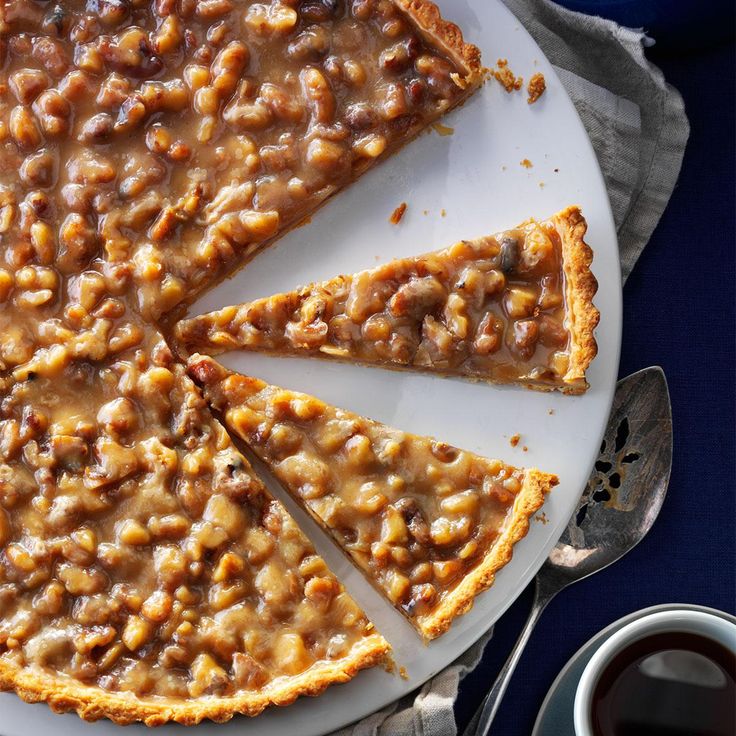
[[176, 207, 599, 393], [0, 336, 388, 725], [188, 355, 558, 640]]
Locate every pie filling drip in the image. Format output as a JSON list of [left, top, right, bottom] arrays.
[[188, 355, 558, 639]]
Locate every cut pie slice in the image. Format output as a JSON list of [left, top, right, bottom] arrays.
[[0, 337, 388, 725], [177, 207, 599, 393], [187, 355, 558, 640]]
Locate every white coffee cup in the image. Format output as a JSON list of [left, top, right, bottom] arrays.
[[573, 608, 736, 736]]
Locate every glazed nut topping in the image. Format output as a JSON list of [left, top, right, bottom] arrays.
[[0, 0, 478, 325], [176, 211, 598, 392], [188, 357, 557, 638], [0, 343, 382, 704]]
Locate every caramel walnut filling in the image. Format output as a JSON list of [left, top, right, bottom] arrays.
[[0, 0, 484, 723], [0, 0, 481, 322], [176, 207, 599, 393], [188, 356, 558, 640], [0, 337, 387, 722]]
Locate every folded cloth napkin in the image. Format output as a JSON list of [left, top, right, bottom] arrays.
[[332, 2, 689, 735], [505, 0, 689, 282]]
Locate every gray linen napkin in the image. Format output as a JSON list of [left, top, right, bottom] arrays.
[[333, 2, 689, 735], [505, 0, 689, 282]]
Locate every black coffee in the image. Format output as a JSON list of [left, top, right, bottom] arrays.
[[591, 630, 736, 736]]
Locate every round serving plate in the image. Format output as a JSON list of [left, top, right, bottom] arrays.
[[1, 1, 621, 734]]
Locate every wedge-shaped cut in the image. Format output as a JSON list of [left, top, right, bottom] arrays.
[[0, 340, 388, 726], [188, 356, 558, 640], [177, 207, 599, 393]]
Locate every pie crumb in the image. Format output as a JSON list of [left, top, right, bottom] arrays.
[[539, 182, 545, 189], [520, 159, 533, 169], [440, 208, 446, 217], [399, 666, 409, 680], [522, 445, 528, 452], [432, 122, 454, 137], [527, 72, 546, 104], [510, 433, 521, 448], [493, 58, 523, 93], [548, 409, 555, 415], [389, 202, 407, 225], [535, 512, 549, 525]]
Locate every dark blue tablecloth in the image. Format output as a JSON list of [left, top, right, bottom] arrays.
[[455, 34, 736, 736]]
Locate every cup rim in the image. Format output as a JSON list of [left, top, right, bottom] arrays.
[[572, 607, 736, 736]]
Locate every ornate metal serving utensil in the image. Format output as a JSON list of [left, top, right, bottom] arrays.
[[464, 367, 673, 736]]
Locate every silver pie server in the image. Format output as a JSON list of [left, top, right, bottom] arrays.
[[463, 366, 673, 736]]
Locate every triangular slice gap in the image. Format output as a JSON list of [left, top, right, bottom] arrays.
[[188, 355, 558, 640], [177, 206, 598, 394]]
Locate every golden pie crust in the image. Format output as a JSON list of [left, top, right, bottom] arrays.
[[187, 355, 558, 640], [177, 206, 599, 393], [393, 0, 482, 79], [557, 206, 599, 391], [0, 634, 388, 726]]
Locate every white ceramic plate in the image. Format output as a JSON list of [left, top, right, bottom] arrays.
[[1, 2, 621, 734]]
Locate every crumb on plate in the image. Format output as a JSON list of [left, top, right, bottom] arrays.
[[520, 158, 533, 169], [510, 433, 521, 448], [493, 58, 523, 93], [389, 202, 407, 224], [527, 72, 546, 104], [432, 122, 454, 136]]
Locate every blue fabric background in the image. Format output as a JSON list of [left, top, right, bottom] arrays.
[[454, 33, 736, 736]]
